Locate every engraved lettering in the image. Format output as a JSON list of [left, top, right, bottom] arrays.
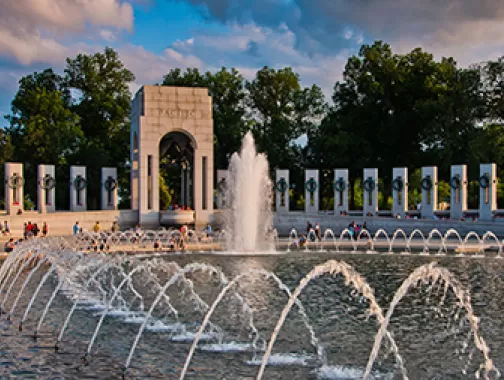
[[160, 109, 198, 118]]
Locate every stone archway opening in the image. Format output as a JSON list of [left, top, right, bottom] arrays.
[[159, 131, 195, 211]]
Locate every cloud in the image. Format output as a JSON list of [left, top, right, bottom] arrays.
[[0, 0, 133, 65], [180, 0, 504, 65]]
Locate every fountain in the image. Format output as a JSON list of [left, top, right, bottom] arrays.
[[0, 135, 503, 378], [224, 131, 273, 252], [0, 240, 501, 379]]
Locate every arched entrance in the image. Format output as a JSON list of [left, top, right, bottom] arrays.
[[130, 85, 214, 227], [159, 131, 194, 209]]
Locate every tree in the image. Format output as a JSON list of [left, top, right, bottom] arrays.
[[5, 69, 82, 208], [162, 67, 248, 170], [64, 47, 135, 209], [246, 66, 326, 171], [207, 68, 249, 169], [311, 41, 479, 207]]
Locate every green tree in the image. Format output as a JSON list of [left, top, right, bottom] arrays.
[[64, 47, 135, 209], [162, 67, 248, 170], [246, 66, 326, 171], [5, 69, 82, 208]]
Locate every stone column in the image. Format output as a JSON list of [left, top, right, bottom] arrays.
[[216, 170, 228, 209], [70, 166, 87, 212], [101, 167, 118, 210], [334, 169, 348, 215], [392, 167, 408, 218], [37, 164, 56, 213], [479, 163, 497, 221], [450, 165, 467, 220], [4, 163, 24, 215], [421, 166, 437, 219], [275, 169, 289, 213], [363, 168, 378, 216], [305, 169, 319, 213], [138, 150, 159, 226], [193, 148, 213, 226]]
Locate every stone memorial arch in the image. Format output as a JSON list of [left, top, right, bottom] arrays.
[[130, 85, 214, 227]]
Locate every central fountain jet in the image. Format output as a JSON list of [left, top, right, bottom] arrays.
[[224, 132, 274, 252]]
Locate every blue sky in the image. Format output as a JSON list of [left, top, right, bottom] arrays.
[[1, 0, 504, 125]]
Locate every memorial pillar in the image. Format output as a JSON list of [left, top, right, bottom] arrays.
[[101, 167, 118, 210], [275, 169, 289, 213], [37, 164, 56, 213], [479, 163, 497, 221], [70, 166, 87, 212], [421, 166, 438, 218], [216, 170, 229, 209], [305, 169, 319, 213], [449, 165, 467, 220], [363, 168, 378, 216], [334, 169, 349, 215], [4, 163, 24, 215], [392, 167, 408, 218]]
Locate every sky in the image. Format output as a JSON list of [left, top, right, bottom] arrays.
[[2, 0, 504, 125]]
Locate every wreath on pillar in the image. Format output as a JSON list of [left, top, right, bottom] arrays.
[[40, 174, 56, 190], [73, 175, 88, 191], [449, 175, 461, 190], [392, 177, 404, 192], [479, 174, 490, 189], [305, 178, 317, 193], [421, 176, 433, 191], [104, 176, 117, 192], [275, 178, 288, 193], [363, 177, 375, 192], [6, 173, 25, 189], [334, 177, 346, 192]]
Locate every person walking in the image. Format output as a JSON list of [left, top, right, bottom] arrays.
[[73, 222, 80, 235], [42, 222, 48, 237]]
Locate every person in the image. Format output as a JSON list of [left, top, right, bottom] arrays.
[[153, 239, 161, 251], [4, 238, 15, 253], [299, 234, 307, 248], [314, 222, 321, 241], [205, 223, 213, 237], [134, 224, 142, 243], [111, 221, 119, 233], [33, 223, 40, 237], [26, 221, 33, 238], [42, 222, 48, 237], [3, 221, 11, 236], [73, 222, 80, 235], [306, 221, 313, 235], [93, 221, 100, 233]]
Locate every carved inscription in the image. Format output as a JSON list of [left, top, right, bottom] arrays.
[[161, 109, 196, 118]]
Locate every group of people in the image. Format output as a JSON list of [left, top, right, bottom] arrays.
[[23, 221, 48, 239], [290, 220, 370, 249]]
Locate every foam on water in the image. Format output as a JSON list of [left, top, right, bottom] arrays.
[[145, 321, 184, 333], [315, 365, 391, 380], [198, 342, 256, 352], [171, 332, 218, 342], [245, 353, 316, 366]]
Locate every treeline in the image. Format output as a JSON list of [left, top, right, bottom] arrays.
[[2, 41, 504, 210]]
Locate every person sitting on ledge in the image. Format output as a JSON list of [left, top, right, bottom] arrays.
[[299, 234, 307, 248], [153, 239, 161, 251], [4, 238, 15, 253]]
